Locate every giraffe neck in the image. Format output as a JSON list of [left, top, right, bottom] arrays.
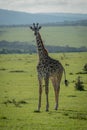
[[36, 32, 48, 60]]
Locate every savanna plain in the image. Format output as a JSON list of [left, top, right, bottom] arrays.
[[0, 26, 87, 130], [0, 53, 87, 130]]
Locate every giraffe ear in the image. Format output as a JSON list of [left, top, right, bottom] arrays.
[[30, 26, 34, 31], [39, 26, 42, 30]]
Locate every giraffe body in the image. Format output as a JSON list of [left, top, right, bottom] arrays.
[[30, 23, 68, 111], [37, 56, 63, 79]]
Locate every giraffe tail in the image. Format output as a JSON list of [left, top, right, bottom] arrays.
[[63, 68, 68, 86]]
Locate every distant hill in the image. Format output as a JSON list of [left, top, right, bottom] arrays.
[[0, 9, 87, 25]]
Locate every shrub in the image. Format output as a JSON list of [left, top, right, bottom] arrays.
[[83, 63, 87, 71], [74, 76, 84, 91]]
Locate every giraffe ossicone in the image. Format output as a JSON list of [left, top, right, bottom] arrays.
[[30, 23, 68, 112]]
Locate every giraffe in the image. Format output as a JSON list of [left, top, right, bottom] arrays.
[[30, 23, 68, 112]]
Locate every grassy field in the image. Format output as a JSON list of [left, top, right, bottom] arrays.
[[0, 26, 87, 47], [0, 52, 87, 130]]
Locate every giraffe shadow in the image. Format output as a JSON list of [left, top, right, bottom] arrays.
[[34, 110, 41, 113]]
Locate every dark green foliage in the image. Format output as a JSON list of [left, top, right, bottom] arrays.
[[0, 41, 87, 54], [9, 70, 27, 73], [76, 71, 87, 74], [3, 99, 28, 107], [83, 63, 87, 71], [74, 76, 84, 91], [0, 68, 7, 71]]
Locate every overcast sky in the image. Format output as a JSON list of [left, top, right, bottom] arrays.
[[0, 0, 87, 14]]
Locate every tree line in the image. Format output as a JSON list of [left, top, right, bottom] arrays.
[[0, 19, 87, 27], [0, 41, 87, 54]]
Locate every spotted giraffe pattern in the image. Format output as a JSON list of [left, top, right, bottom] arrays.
[[37, 56, 63, 79], [30, 23, 68, 112]]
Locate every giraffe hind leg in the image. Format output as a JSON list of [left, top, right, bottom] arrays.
[[51, 75, 61, 110]]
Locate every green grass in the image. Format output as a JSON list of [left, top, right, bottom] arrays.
[[0, 52, 87, 130], [0, 26, 87, 47]]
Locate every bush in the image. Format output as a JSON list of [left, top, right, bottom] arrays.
[[74, 76, 84, 91], [83, 63, 87, 71]]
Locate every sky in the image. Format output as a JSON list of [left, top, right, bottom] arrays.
[[0, 0, 87, 14]]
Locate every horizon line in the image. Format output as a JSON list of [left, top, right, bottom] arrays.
[[0, 8, 87, 15]]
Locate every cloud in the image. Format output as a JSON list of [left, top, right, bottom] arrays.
[[0, 0, 87, 13]]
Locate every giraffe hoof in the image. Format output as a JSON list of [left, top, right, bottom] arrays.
[[55, 107, 58, 110], [46, 109, 49, 112]]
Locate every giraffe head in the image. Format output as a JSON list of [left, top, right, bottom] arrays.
[[30, 23, 41, 35]]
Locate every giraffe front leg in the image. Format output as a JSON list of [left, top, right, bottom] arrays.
[[45, 86, 49, 111], [37, 78, 42, 112], [44, 76, 49, 112]]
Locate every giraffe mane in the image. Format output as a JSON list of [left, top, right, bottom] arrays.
[[38, 32, 48, 56]]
